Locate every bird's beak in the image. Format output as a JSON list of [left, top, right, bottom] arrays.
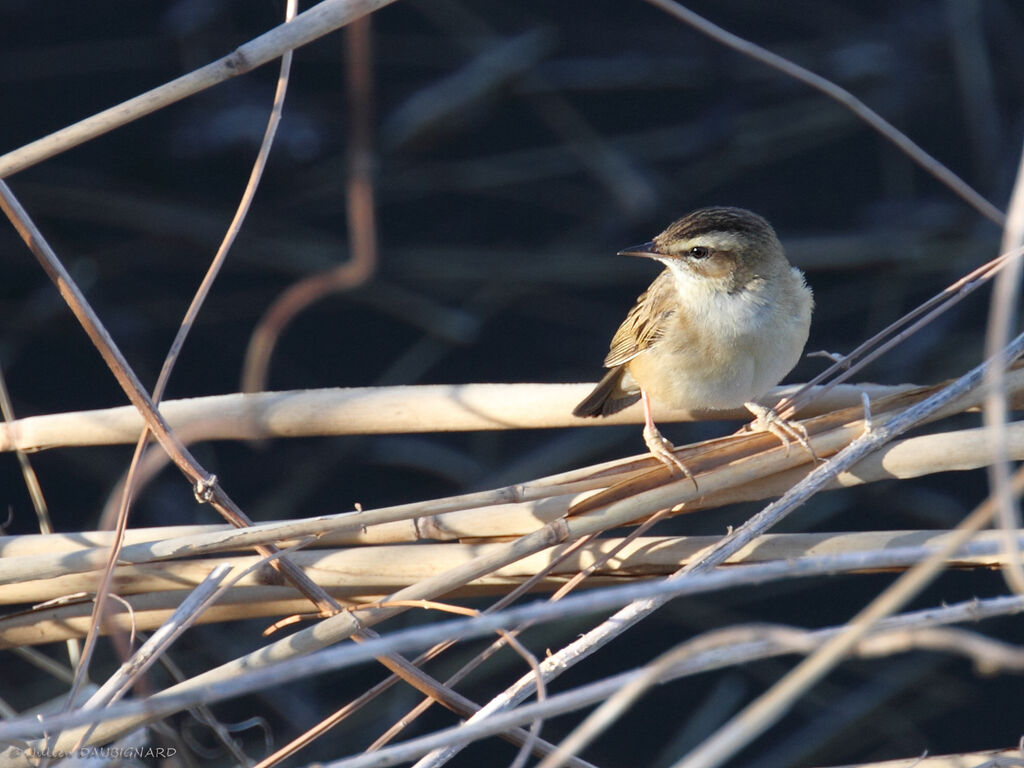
[[616, 241, 660, 259]]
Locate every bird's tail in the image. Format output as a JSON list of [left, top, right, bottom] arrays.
[[572, 365, 641, 418]]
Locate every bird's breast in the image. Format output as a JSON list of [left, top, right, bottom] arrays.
[[626, 273, 811, 411]]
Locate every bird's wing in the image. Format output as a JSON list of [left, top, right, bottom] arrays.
[[603, 269, 677, 367]]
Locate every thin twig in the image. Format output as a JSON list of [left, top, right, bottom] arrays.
[[643, 0, 1005, 226], [537, 623, 1024, 768], [68, 0, 301, 726], [364, 535, 600, 757], [254, 533, 600, 768], [0, 181, 339, 614], [0, 0, 399, 178], [671, 469, 1024, 768], [778, 247, 1022, 419], [304, 596, 1024, 768], [70, 564, 233, 750], [3, 571, 1022, 751]]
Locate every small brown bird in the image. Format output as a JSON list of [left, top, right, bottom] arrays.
[[573, 207, 813, 476]]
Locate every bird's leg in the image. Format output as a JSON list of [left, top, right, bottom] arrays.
[[744, 402, 817, 461], [641, 390, 697, 487]]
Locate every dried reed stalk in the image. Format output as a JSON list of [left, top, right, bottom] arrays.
[[0, 382, 915, 453]]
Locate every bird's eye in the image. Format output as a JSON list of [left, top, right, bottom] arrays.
[[688, 246, 710, 258]]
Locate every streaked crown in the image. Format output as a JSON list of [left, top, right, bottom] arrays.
[[653, 207, 781, 257]]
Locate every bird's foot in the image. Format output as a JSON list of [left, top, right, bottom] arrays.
[[642, 423, 698, 489], [744, 402, 817, 461]]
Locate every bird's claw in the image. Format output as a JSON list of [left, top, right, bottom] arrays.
[[642, 424, 698, 489], [744, 402, 817, 461]]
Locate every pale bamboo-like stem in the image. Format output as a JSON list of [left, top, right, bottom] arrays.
[[0, 382, 915, 453], [2, 418, 1024, 565], [2, 385, 1022, 590], [0, 531, 1015, 648], [984, 140, 1024, 595], [0, 391, 928, 588], [1, 568, 1021, 751], [5, 530, 1020, 610], [0, 484, 555, 586]]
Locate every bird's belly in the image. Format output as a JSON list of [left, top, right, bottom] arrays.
[[626, 348, 756, 410], [625, 325, 803, 411]]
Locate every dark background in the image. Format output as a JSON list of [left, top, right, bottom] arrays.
[[1, 1, 1023, 766]]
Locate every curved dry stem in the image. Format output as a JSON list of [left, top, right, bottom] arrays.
[[240, 15, 378, 394], [537, 623, 1024, 768]]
